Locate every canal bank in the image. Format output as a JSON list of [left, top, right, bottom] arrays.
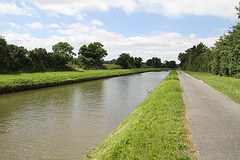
[[0, 68, 169, 94], [85, 70, 195, 160]]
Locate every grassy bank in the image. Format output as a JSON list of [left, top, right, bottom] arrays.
[[0, 68, 169, 94], [85, 70, 195, 160], [184, 71, 240, 104]]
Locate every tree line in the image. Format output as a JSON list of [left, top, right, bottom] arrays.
[[178, 4, 240, 78], [178, 23, 240, 77], [0, 38, 109, 73], [0, 36, 176, 73]]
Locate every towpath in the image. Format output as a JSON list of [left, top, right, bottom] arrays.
[[178, 71, 240, 160]]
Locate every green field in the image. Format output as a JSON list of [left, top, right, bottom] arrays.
[[0, 68, 168, 88], [85, 71, 195, 160], [184, 71, 240, 104]]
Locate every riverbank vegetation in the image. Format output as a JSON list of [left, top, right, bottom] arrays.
[[85, 70, 195, 160], [0, 68, 169, 94], [178, 6, 240, 78], [0, 36, 176, 73], [184, 71, 240, 104]]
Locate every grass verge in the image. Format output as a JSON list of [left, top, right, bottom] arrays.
[[184, 71, 240, 104], [0, 68, 169, 94], [85, 70, 195, 160]]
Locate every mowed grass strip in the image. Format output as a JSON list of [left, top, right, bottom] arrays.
[[0, 68, 168, 88], [85, 70, 195, 160], [184, 71, 240, 104]]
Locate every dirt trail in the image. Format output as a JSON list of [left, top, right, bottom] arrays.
[[178, 71, 240, 160]]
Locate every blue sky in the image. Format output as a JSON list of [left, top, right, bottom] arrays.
[[0, 0, 239, 63]]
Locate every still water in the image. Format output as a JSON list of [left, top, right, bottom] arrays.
[[0, 71, 170, 159]]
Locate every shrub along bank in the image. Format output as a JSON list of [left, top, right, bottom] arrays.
[[85, 70, 195, 160], [184, 71, 240, 104], [0, 68, 169, 94]]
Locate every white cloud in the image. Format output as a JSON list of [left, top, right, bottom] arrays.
[[0, 1, 37, 16], [138, 0, 239, 20], [22, 0, 239, 20], [26, 22, 44, 29], [47, 23, 61, 28], [8, 22, 20, 29], [91, 20, 103, 26], [0, 2, 27, 16]]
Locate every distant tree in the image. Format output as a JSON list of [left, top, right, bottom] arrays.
[[109, 59, 117, 64], [52, 42, 75, 57], [52, 42, 75, 65], [78, 42, 108, 67], [178, 42, 208, 71], [133, 57, 143, 68], [0, 36, 11, 73], [28, 48, 50, 71], [78, 56, 95, 69], [8, 44, 32, 71], [164, 60, 177, 68], [146, 59, 153, 66], [146, 57, 161, 68], [116, 53, 132, 69]]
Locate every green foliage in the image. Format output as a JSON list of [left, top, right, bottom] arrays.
[[0, 36, 11, 73], [178, 42, 208, 71], [116, 53, 143, 69], [52, 42, 75, 65], [52, 42, 75, 57], [78, 42, 108, 67], [85, 71, 195, 159], [178, 24, 240, 78], [116, 53, 132, 69], [8, 44, 32, 71], [0, 39, 76, 73], [235, 2, 240, 19], [163, 60, 177, 68], [146, 57, 162, 68], [133, 57, 143, 68]]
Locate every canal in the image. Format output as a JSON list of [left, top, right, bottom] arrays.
[[0, 71, 170, 159]]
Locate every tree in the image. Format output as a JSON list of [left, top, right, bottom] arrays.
[[0, 36, 11, 73], [52, 42, 75, 66], [116, 53, 133, 69], [178, 42, 208, 71], [8, 44, 32, 71], [52, 42, 75, 57], [235, 2, 240, 19], [28, 48, 50, 72], [146, 57, 161, 68], [78, 42, 108, 67], [164, 60, 177, 68], [133, 57, 143, 68]]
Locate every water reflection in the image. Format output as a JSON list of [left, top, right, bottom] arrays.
[[0, 71, 169, 159]]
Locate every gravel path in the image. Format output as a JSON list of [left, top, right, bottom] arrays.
[[178, 71, 240, 160]]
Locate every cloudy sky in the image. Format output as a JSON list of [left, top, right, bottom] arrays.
[[0, 0, 239, 62]]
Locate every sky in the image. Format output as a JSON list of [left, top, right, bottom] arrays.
[[0, 0, 239, 63]]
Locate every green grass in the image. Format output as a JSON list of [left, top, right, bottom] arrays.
[[85, 70, 195, 160], [184, 71, 240, 104], [0, 68, 169, 88], [103, 64, 122, 69]]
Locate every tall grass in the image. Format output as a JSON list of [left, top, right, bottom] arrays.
[[85, 71, 195, 160], [185, 71, 240, 104]]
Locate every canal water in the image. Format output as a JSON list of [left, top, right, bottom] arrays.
[[0, 71, 170, 159]]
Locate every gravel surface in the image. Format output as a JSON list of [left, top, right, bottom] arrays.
[[178, 71, 240, 160]]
